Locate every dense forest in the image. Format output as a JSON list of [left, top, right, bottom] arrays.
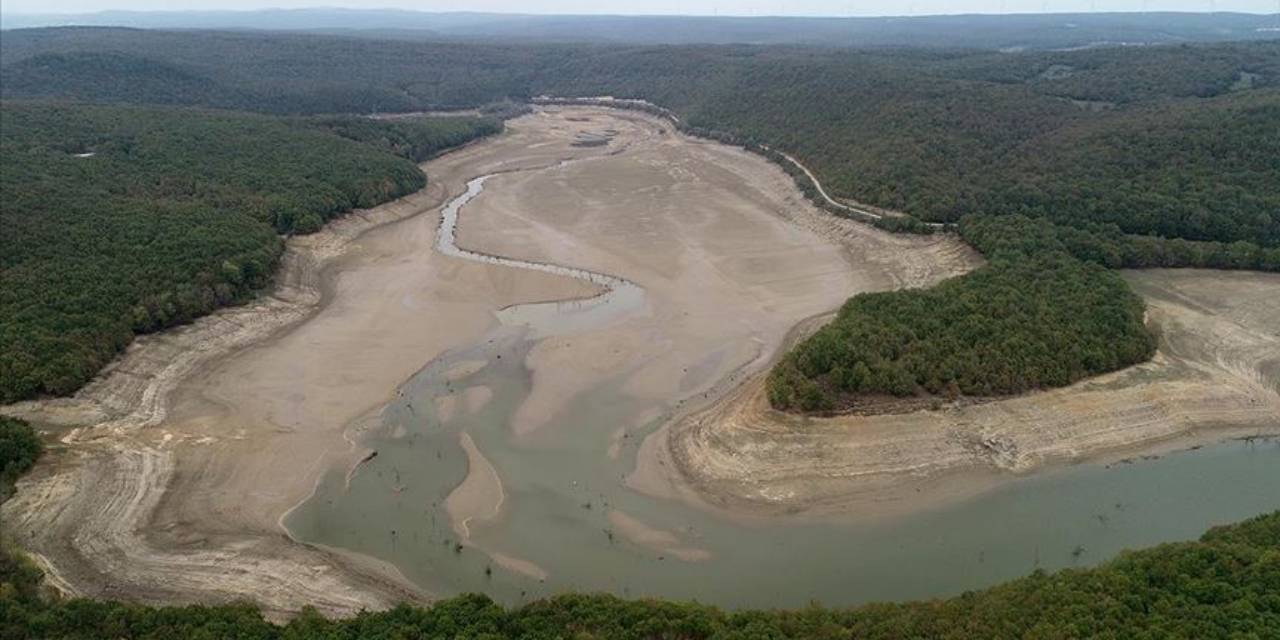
[[959, 214, 1280, 273], [305, 115, 504, 163], [766, 205, 1280, 409], [3, 29, 1277, 247], [0, 102, 499, 402], [768, 252, 1155, 411]]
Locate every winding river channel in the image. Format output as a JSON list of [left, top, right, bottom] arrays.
[[284, 163, 1280, 608], [435, 174, 645, 336]]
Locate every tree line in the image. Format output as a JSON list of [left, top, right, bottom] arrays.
[[0, 417, 40, 502]]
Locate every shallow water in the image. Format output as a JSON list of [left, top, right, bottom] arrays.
[[285, 173, 1280, 609]]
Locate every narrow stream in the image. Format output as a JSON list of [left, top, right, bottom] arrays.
[[436, 175, 645, 337], [285, 168, 1280, 610]]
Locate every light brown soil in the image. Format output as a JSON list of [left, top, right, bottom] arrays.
[[0, 106, 983, 615], [1, 106, 977, 615], [631, 269, 1280, 519], [445, 433, 547, 582]]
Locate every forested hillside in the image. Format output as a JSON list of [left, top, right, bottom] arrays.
[[0, 102, 499, 402], [306, 116, 503, 163], [4, 10, 1278, 49], [767, 205, 1280, 410]]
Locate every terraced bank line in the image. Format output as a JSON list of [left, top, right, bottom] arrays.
[[531, 95, 945, 229]]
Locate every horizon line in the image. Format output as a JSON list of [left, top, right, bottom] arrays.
[[4, 7, 1279, 19]]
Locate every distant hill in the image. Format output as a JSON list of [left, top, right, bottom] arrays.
[[0, 101, 499, 402], [2, 9, 1279, 50]]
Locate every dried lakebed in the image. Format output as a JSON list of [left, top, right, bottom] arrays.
[[5, 107, 1279, 615], [287, 110, 1280, 606]]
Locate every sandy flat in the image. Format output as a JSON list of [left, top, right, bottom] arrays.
[[1, 107, 981, 615], [444, 360, 489, 382], [434, 394, 459, 423], [455, 109, 978, 442], [607, 509, 711, 562], [462, 386, 494, 415], [490, 552, 550, 582], [446, 434, 548, 583]]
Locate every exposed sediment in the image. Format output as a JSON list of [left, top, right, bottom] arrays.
[[6, 104, 1268, 618], [634, 269, 1280, 518], [1, 109, 629, 617]]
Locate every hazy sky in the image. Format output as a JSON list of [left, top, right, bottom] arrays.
[[6, 0, 1278, 16]]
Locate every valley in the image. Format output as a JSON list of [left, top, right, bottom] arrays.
[[5, 107, 1276, 619]]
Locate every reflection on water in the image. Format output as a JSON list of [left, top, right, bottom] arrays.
[[285, 171, 1280, 609]]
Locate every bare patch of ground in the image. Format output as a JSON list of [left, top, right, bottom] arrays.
[[444, 433, 549, 582], [445, 432, 505, 541]]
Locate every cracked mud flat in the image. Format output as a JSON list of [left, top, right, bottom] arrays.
[[636, 269, 1280, 518]]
